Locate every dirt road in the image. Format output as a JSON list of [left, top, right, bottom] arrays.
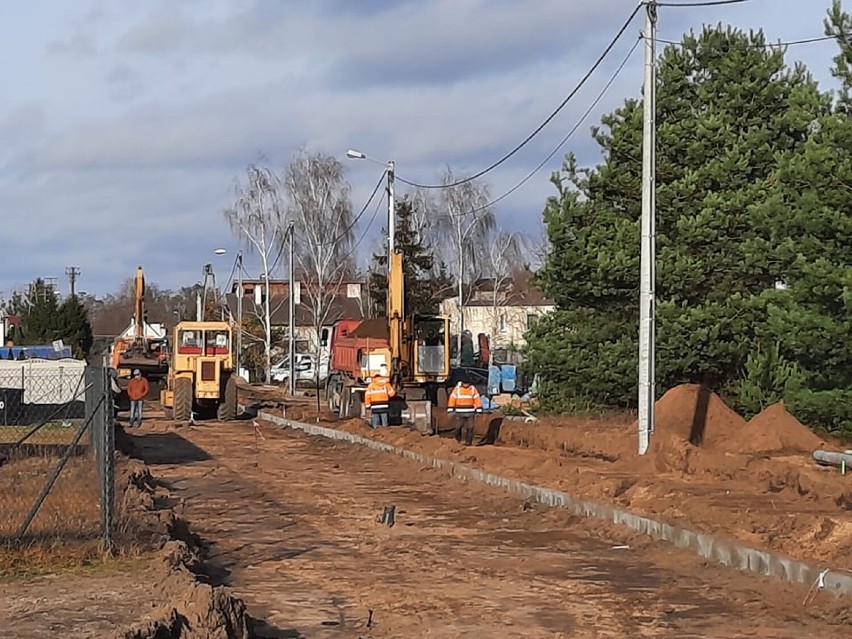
[[127, 419, 845, 638]]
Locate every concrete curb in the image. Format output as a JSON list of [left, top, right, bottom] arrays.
[[260, 411, 852, 597]]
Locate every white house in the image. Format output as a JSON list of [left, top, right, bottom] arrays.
[[439, 271, 554, 352]]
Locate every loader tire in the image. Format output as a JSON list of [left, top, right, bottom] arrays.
[[174, 377, 193, 422], [217, 375, 238, 421]]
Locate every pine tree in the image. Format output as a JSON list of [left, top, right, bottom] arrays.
[[19, 279, 63, 344], [527, 25, 827, 411], [368, 198, 453, 317], [825, 0, 852, 113], [58, 295, 94, 359], [736, 3, 852, 435]]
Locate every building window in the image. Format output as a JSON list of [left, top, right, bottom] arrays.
[[526, 313, 537, 329], [499, 313, 507, 333]]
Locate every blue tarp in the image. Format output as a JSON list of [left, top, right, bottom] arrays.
[[487, 365, 502, 396], [0, 345, 73, 360], [500, 364, 517, 393]]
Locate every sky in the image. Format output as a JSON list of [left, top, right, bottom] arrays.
[[0, 0, 843, 297]]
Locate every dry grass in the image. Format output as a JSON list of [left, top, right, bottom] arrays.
[[0, 456, 100, 542], [0, 541, 152, 578], [0, 423, 90, 445]]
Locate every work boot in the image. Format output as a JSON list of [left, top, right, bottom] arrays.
[[464, 428, 474, 446]]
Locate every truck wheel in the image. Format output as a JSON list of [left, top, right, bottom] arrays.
[[326, 375, 340, 413], [217, 375, 238, 421], [340, 386, 351, 418], [174, 377, 193, 421]]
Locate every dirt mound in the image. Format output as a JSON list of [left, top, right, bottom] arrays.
[[718, 402, 825, 454], [122, 541, 252, 639], [114, 425, 256, 639], [651, 384, 746, 448]]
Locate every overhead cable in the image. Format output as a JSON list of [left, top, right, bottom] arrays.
[[449, 36, 643, 218], [320, 170, 387, 247], [395, 4, 643, 190], [653, 34, 846, 48], [656, 0, 752, 6]]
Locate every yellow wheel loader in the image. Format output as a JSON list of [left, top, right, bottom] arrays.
[[160, 321, 238, 421]]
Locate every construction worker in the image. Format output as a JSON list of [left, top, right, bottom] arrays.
[[447, 376, 482, 445], [364, 366, 395, 428], [127, 369, 150, 428]]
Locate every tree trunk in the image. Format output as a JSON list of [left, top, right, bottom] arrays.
[[457, 253, 464, 361], [262, 256, 272, 385]]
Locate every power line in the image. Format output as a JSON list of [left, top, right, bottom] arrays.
[[654, 34, 845, 48], [266, 169, 386, 275], [396, 4, 643, 190], [350, 186, 386, 254], [321, 170, 386, 247], [449, 36, 643, 219], [657, 0, 752, 6]]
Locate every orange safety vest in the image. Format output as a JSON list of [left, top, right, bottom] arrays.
[[365, 378, 395, 410], [448, 383, 482, 413]]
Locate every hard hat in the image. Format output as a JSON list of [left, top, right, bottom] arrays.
[[133, 369, 141, 377]]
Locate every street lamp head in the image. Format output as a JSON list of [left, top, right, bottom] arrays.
[[346, 149, 366, 160], [213, 248, 227, 255]]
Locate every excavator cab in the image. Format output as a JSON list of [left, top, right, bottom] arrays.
[[411, 316, 450, 380]]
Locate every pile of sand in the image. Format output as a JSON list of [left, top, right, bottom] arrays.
[[638, 386, 825, 457], [650, 384, 746, 448], [719, 402, 825, 454]]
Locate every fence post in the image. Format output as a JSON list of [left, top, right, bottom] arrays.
[[100, 367, 114, 551], [86, 368, 101, 483]]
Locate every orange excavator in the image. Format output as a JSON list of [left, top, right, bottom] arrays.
[[110, 267, 169, 385]]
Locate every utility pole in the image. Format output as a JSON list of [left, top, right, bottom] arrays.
[[387, 161, 396, 266], [199, 264, 214, 321], [638, 0, 657, 456], [65, 267, 80, 297], [288, 222, 296, 396], [236, 251, 243, 378]]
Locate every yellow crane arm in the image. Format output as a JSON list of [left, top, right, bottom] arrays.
[[388, 250, 404, 363], [134, 266, 145, 339]]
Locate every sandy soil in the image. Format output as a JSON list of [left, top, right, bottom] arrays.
[[316, 390, 852, 570], [0, 564, 159, 639], [128, 419, 848, 638]]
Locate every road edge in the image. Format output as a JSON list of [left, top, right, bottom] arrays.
[[260, 411, 852, 598]]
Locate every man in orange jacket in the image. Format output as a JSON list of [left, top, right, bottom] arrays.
[[364, 366, 395, 428], [127, 369, 150, 427], [448, 376, 482, 445]]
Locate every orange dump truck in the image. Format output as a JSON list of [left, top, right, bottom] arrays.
[[324, 318, 391, 417]]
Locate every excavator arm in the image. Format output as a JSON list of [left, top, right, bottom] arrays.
[[388, 250, 405, 382], [134, 266, 145, 339]]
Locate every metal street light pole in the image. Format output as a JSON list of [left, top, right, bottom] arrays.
[[387, 160, 395, 260], [215, 247, 244, 379], [236, 251, 243, 377], [346, 149, 395, 270], [638, 0, 657, 456], [288, 222, 296, 396]]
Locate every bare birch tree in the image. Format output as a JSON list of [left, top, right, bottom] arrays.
[[224, 164, 286, 383], [283, 149, 355, 384], [480, 230, 524, 366], [433, 168, 495, 357]]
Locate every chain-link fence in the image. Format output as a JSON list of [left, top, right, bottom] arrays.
[[0, 362, 115, 548]]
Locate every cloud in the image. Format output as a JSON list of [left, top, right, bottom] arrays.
[[0, 0, 842, 295], [46, 32, 97, 57], [104, 64, 146, 102]]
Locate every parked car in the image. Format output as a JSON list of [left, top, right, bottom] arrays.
[[270, 353, 328, 384]]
